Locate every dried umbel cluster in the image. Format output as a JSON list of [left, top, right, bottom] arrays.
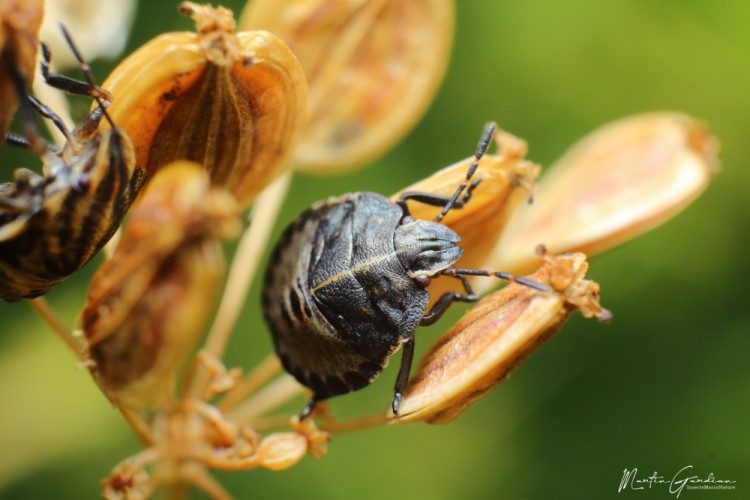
[[0, 1, 720, 499]]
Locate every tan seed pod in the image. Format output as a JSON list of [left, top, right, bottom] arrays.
[[395, 251, 611, 424], [240, 0, 454, 173], [488, 112, 719, 277], [80, 161, 242, 410], [100, 2, 307, 208], [257, 432, 308, 471], [0, 0, 43, 139]]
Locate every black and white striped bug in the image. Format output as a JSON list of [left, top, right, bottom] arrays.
[[0, 26, 145, 301], [263, 123, 548, 418]]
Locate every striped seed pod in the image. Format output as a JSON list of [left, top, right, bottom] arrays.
[[100, 2, 307, 208]]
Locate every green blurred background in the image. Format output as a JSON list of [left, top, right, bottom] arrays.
[[1, 0, 748, 498]]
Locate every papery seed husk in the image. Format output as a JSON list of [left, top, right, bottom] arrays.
[[81, 162, 241, 410], [487, 112, 719, 277], [0, 0, 43, 139], [395, 252, 610, 424], [100, 7, 307, 208], [257, 433, 308, 471], [241, 0, 454, 173]]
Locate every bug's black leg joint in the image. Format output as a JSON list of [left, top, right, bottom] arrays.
[[392, 338, 416, 416], [299, 396, 319, 421]]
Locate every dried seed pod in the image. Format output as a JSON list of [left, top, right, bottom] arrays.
[[257, 432, 308, 471], [240, 0, 454, 173], [101, 2, 307, 207], [81, 161, 242, 410], [395, 251, 611, 424], [488, 112, 719, 276], [391, 130, 539, 300], [0, 0, 44, 139]]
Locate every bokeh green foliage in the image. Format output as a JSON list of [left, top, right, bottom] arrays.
[[1, 1, 748, 498]]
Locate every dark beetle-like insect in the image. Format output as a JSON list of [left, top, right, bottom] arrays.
[[263, 123, 548, 418], [0, 26, 145, 301]]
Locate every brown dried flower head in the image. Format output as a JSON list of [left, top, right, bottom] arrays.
[[241, 0, 455, 172], [81, 161, 242, 410], [100, 2, 308, 207]]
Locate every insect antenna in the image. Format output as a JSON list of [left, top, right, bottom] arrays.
[[441, 267, 549, 292], [434, 122, 497, 223]]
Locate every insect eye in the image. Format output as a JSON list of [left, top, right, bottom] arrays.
[[415, 275, 431, 288]]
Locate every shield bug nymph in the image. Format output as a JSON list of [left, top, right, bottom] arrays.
[[263, 123, 548, 418]]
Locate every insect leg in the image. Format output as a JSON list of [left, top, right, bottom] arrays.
[[421, 274, 481, 326], [27, 95, 79, 149], [39, 39, 111, 102], [3, 51, 49, 155], [392, 337, 416, 415], [442, 267, 549, 292], [299, 395, 320, 421]]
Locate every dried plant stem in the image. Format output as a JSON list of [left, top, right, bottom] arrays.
[[228, 374, 304, 424], [28, 297, 81, 359], [187, 172, 291, 400], [322, 413, 390, 435], [181, 465, 232, 500], [218, 354, 282, 412], [29, 300, 154, 446], [120, 407, 155, 446]]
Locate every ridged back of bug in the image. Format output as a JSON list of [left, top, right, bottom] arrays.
[[393, 219, 462, 279], [263, 192, 429, 401]]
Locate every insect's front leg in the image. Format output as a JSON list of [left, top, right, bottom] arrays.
[[420, 273, 480, 326]]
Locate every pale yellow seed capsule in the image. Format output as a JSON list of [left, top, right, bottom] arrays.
[[257, 433, 308, 471], [241, 0, 454, 173], [100, 3, 307, 208], [80, 161, 242, 410], [488, 112, 719, 277], [395, 252, 610, 424]]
